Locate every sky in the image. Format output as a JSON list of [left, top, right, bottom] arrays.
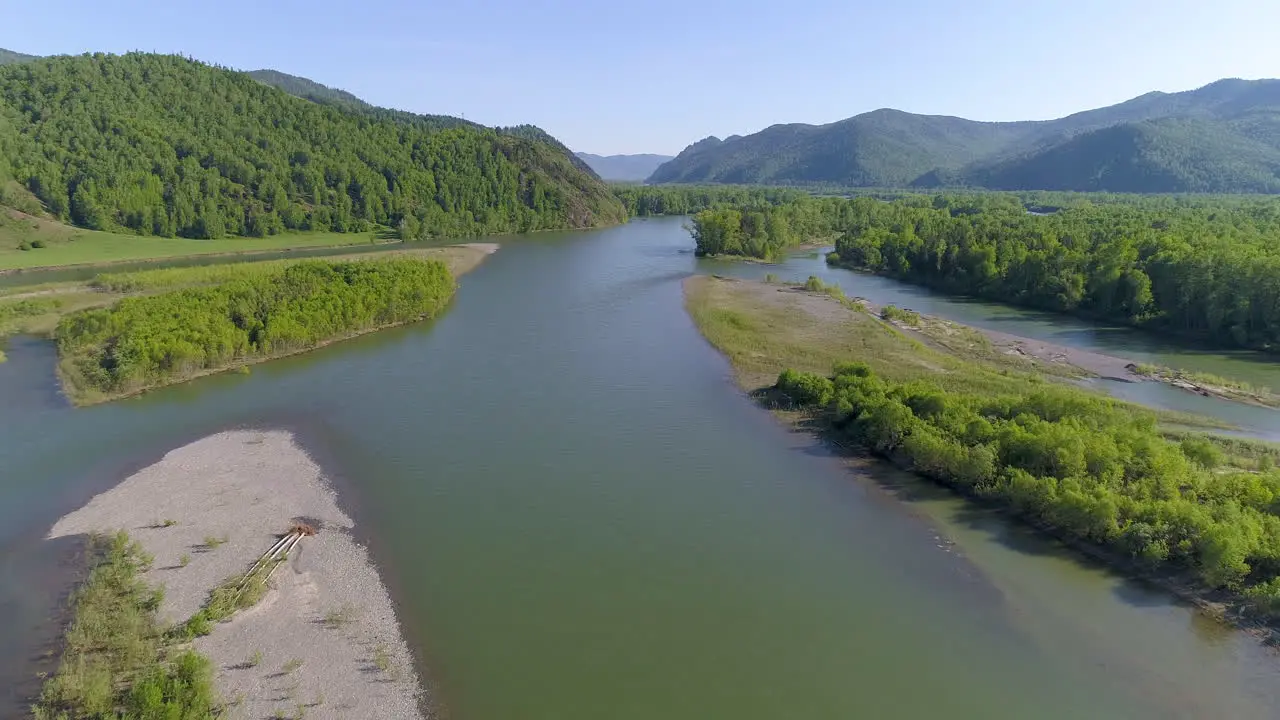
[[5, 0, 1279, 155]]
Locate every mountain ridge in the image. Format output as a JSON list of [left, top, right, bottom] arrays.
[[575, 153, 674, 182], [650, 79, 1280, 192], [0, 49, 597, 179]]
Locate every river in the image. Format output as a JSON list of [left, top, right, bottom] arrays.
[[2, 216, 1279, 718]]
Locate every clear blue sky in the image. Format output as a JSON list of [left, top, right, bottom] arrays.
[[5, 0, 1277, 155]]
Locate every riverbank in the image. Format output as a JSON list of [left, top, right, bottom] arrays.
[[43, 430, 426, 718], [859, 295, 1280, 408], [0, 243, 498, 405], [758, 274, 1278, 409], [684, 275, 1280, 638], [685, 275, 1172, 409]]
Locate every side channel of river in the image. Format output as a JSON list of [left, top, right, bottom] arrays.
[[2, 216, 1279, 718], [703, 247, 1280, 441]]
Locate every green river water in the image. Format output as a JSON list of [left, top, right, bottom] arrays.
[[2, 216, 1280, 718]]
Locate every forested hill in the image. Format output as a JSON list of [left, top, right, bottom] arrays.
[[576, 153, 674, 182], [245, 69, 601, 179], [0, 48, 38, 66], [246, 69, 370, 109], [650, 79, 1280, 193], [0, 52, 625, 239]]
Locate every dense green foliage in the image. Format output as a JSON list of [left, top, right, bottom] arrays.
[[34, 532, 219, 719], [825, 193, 1280, 351], [651, 79, 1280, 192], [613, 185, 806, 217], [775, 364, 1280, 603], [495, 124, 601, 178], [0, 53, 624, 242], [576, 153, 673, 182], [58, 257, 455, 398], [688, 196, 838, 259]]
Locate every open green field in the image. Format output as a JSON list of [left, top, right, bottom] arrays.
[[0, 212, 391, 271]]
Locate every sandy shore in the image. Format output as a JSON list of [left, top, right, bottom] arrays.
[[47, 430, 427, 719]]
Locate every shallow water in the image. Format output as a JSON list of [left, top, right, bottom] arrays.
[[3, 217, 1280, 718]]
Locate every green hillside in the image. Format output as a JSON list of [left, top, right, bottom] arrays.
[[252, 69, 600, 179], [651, 79, 1280, 193], [962, 118, 1280, 193], [246, 68, 370, 109], [0, 52, 624, 246]]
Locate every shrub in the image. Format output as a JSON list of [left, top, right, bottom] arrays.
[[34, 532, 218, 719], [1181, 437, 1225, 469], [881, 305, 921, 326], [776, 369, 835, 407]]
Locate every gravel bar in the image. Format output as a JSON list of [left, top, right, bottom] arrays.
[[48, 430, 427, 719]]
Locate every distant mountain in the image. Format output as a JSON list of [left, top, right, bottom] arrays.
[[651, 79, 1280, 193], [248, 70, 599, 179], [246, 69, 370, 109], [0, 48, 39, 66], [957, 118, 1280, 193], [575, 153, 674, 182]]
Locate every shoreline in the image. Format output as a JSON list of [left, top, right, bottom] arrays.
[[806, 280, 1278, 409], [683, 275, 1280, 646], [55, 243, 499, 406], [872, 298, 1280, 409], [827, 259, 1280, 401], [44, 430, 431, 719]]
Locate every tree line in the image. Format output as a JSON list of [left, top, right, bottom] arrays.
[[687, 190, 1280, 351], [826, 193, 1280, 351], [612, 185, 806, 217], [0, 53, 624, 243], [775, 362, 1280, 608], [58, 257, 456, 398], [687, 200, 834, 260]]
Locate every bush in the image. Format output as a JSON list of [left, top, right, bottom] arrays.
[[881, 305, 921, 326], [1181, 437, 1225, 469], [776, 369, 835, 407]]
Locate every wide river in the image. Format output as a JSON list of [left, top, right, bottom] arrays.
[[3, 216, 1280, 718]]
